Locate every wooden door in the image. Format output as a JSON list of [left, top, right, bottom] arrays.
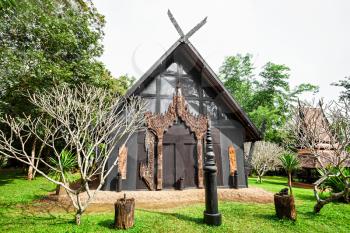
[[163, 143, 176, 188], [180, 143, 197, 187]]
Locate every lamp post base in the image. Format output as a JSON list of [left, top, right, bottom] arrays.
[[204, 212, 222, 226]]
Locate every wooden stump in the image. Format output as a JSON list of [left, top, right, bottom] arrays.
[[274, 194, 297, 221], [114, 195, 135, 229]]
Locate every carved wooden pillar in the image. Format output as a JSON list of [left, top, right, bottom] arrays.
[[140, 130, 155, 190], [196, 137, 204, 188], [118, 144, 128, 179], [156, 134, 164, 190], [228, 145, 237, 175]]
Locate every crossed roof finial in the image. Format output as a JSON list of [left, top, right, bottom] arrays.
[[167, 10, 207, 42]]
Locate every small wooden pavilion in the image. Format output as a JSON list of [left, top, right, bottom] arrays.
[[297, 106, 349, 181]]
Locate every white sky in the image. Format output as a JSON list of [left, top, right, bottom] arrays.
[[93, 0, 350, 101]]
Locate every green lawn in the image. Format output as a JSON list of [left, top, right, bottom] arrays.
[[0, 170, 349, 233]]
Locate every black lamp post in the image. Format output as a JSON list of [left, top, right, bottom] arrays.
[[203, 121, 222, 226]]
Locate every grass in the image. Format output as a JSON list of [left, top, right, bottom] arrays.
[[0, 170, 349, 233]]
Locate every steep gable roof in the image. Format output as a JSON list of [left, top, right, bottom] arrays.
[[126, 40, 261, 141]]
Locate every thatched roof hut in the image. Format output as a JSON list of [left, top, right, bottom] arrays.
[[297, 107, 349, 168]]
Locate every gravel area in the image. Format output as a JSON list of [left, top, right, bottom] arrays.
[[59, 187, 273, 209]]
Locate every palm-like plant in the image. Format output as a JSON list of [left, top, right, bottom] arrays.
[[280, 153, 300, 195], [49, 150, 77, 194]]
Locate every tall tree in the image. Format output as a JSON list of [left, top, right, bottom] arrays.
[[249, 62, 291, 142], [0, 0, 126, 179], [219, 54, 255, 111], [220, 54, 318, 143], [0, 0, 116, 116], [114, 74, 135, 95]]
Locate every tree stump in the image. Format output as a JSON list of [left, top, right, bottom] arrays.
[[274, 193, 297, 221], [114, 194, 135, 229]]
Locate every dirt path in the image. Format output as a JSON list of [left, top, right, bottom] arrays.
[[45, 187, 273, 212]]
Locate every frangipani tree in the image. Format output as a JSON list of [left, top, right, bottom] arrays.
[[251, 141, 284, 183], [0, 84, 146, 225]]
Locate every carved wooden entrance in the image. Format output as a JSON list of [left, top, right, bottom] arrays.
[[140, 89, 208, 190], [163, 123, 197, 189]]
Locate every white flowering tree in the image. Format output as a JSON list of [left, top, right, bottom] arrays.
[[0, 84, 146, 225], [251, 141, 284, 183]]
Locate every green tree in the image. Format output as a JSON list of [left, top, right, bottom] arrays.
[[0, 0, 129, 178], [279, 153, 300, 195], [114, 74, 135, 95], [219, 54, 255, 111], [220, 54, 318, 143], [0, 0, 119, 118], [332, 76, 350, 100]]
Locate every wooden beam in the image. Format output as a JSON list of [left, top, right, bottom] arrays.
[[167, 9, 185, 37], [185, 17, 207, 39]]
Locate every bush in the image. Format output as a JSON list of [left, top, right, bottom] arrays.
[[0, 155, 8, 168], [318, 167, 350, 202]]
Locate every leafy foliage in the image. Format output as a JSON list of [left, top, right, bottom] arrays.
[[318, 167, 350, 198], [219, 54, 255, 111], [0, 154, 7, 168], [280, 153, 300, 175], [114, 74, 135, 95], [220, 54, 318, 143], [49, 150, 77, 183], [0, 0, 124, 118], [332, 76, 350, 100]]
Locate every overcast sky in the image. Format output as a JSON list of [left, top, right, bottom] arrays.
[[93, 0, 350, 101]]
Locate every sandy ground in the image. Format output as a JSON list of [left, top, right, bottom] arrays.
[[51, 187, 273, 211]]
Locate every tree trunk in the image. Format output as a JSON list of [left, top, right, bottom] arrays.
[[257, 175, 262, 183], [32, 142, 44, 179], [75, 211, 82, 225], [274, 194, 297, 221], [314, 190, 347, 213], [114, 196, 135, 229], [27, 138, 37, 180], [288, 172, 293, 195], [56, 177, 66, 197]]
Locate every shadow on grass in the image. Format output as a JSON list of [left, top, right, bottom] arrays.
[[98, 219, 115, 229], [0, 169, 26, 187], [255, 213, 297, 224], [260, 179, 287, 186], [302, 211, 319, 219], [0, 211, 72, 227], [140, 209, 203, 225], [168, 212, 203, 224], [97, 211, 204, 231], [295, 193, 316, 202]]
